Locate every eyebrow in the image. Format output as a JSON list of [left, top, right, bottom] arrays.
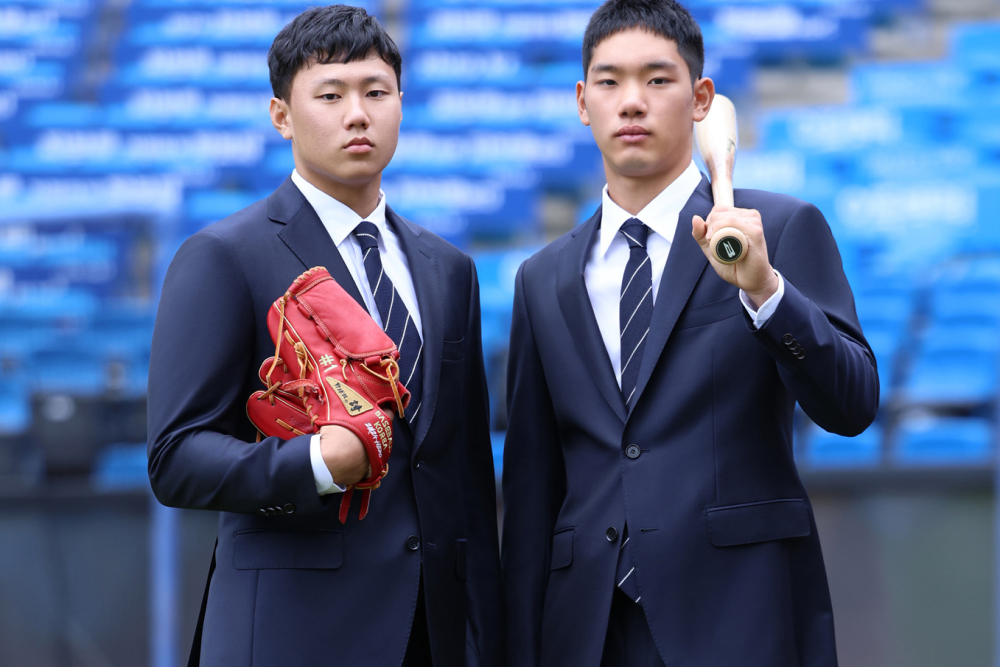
[[316, 74, 392, 87], [590, 61, 679, 74]]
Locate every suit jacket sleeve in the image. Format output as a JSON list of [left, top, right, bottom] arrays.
[[147, 231, 328, 515], [501, 263, 566, 667], [750, 201, 879, 436], [462, 256, 505, 667]]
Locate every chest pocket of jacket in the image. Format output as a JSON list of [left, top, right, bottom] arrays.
[[676, 296, 741, 330]]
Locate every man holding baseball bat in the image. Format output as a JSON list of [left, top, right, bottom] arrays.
[[501, 1, 878, 666]]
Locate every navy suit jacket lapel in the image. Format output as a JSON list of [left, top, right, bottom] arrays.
[[386, 205, 442, 454], [556, 207, 628, 424], [269, 176, 367, 310], [628, 176, 714, 413]]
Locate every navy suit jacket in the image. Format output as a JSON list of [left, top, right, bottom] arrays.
[[501, 177, 878, 667], [148, 177, 503, 667]]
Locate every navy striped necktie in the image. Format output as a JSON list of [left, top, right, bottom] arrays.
[[619, 218, 653, 409], [615, 217, 652, 606], [353, 221, 423, 426]]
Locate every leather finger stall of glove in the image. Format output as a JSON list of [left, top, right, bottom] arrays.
[[246, 267, 410, 522]]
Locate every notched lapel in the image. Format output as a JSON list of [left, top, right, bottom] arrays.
[[386, 207, 442, 453], [270, 177, 367, 310], [556, 208, 628, 424], [628, 177, 714, 413]]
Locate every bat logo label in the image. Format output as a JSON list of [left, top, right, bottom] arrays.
[[717, 236, 742, 261]]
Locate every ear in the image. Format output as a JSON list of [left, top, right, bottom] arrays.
[[270, 97, 293, 140], [692, 77, 714, 123], [576, 80, 589, 127]]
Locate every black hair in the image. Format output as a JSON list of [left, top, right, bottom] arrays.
[[268, 5, 402, 101], [582, 0, 704, 83]]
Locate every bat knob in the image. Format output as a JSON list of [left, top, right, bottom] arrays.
[[710, 227, 747, 265]]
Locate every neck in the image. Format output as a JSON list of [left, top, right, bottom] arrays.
[[296, 165, 382, 218], [604, 151, 692, 216]]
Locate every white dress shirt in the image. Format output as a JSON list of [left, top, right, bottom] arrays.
[[289, 170, 424, 495], [584, 161, 785, 387]]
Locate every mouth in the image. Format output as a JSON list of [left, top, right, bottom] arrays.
[[616, 125, 650, 144], [345, 137, 373, 153]]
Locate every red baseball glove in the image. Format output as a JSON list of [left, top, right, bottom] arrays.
[[246, 267, 409, 523]]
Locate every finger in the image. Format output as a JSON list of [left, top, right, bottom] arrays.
[[692, 215, 709, 246]]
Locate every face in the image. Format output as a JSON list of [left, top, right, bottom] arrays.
[[577, 29, 712, 182], [270, 53, 402, 191]]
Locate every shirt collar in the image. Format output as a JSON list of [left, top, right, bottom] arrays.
[[597, 161, 702, 259], [291, 169, 387, 246]]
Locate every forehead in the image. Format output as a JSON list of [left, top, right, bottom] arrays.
[[589, 28, 683, 71], [294, 53, 397, 88]]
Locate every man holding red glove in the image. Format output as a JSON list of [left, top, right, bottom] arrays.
[[147, 6, 503, 666]]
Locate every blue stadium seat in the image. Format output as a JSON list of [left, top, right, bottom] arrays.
[[32, 348, 108, 395], [951, 21, 1000, 72], [0, 288, 97, 322], [408, 8, 590, 54], [805, 423, 882, 468], [125, 8, 293, 48], [0, 383, 31, 436], [92, 442, 150, 490], [694, 3, 870, 62], [851, 63, 972, 108], [929, 287, 1000, 327], [759, 106, 937, 152], [894, 415, 993, 466], [852, 145, 980, 183], [900, 324, 999, 405]]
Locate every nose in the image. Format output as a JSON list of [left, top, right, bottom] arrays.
[[343, 92, 370, 130], [618, 80, 647, 118]]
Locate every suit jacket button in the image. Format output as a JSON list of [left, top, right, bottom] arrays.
[[259, 509, 268, 517], [606, 527, 619, 543], [406, 535, 421, 551], [782, 334, 794, 346], [625, 445, 641, 459], [796, 351, 806, 360], [283, 503, 295, 514]]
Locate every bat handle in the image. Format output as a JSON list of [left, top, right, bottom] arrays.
[[709, 227, 747, 265]]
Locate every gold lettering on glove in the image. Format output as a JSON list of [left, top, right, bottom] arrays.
[[325, 377, 373, 415]]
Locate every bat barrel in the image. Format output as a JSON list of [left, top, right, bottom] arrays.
[[696, 94, 743, 263]]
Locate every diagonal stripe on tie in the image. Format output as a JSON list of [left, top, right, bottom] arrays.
[[615, 217, 653, 607], [354, 221, 423, 425]]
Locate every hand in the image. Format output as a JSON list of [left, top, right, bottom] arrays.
[[319, 424, 370, 488], [692, 205, 778, 308]]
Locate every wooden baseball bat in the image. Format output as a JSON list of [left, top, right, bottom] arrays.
[[695, 94, 746, 265]]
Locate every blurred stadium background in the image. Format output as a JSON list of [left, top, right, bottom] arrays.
[[1, 0, 1000, 664]]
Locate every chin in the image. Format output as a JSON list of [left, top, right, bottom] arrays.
[[610, 157, 664, 179]]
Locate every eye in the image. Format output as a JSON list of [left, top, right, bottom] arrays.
[[367, 90, 389, 98], [320, 93, 340, 100], [650, 78, 670, 85], [596, 79, 617, 86]]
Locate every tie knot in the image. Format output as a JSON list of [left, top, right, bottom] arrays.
[[619, 218, 648, 249], [354, 221, 380, 251]]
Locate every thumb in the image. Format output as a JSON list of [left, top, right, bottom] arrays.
[[692, 215, 709, 246]]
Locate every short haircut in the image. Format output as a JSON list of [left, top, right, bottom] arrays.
[[268, 4, 402, 101], [582, 0, 704, 83]]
